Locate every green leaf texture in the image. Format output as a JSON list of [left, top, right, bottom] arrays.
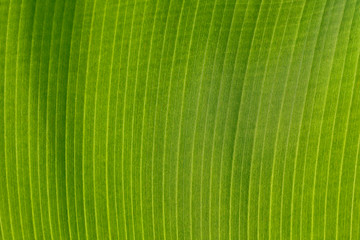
[[1, 0, 360, 239]]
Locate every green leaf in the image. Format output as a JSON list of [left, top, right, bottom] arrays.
[[1, 0, 359, 239]]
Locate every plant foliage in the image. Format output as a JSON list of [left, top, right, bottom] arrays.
[[1, 0, 360, 239]]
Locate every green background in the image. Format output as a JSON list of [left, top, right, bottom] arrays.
[[1, 0, 360, 239]]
